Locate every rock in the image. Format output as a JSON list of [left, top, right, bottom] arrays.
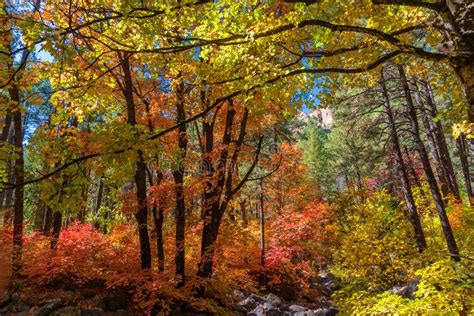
[[248, 305, 265, 316], [238, 297, 257, 311], [266, 308, 287, 316], [232, 303, 249, 314], [317, 272, 335, 283], [263, 302, 275, 310], [314, 307, 339, 316], [0, 291, 11, 308], [33, 299, 63, 316], [289, 304, 307, 312], [51, 306, 81, 316], [249, 294, 267, 304], [404, 279, 419, 299], [80, 307, 104, 316], [233, 290, 246, 301], [105, 289, 127, 311], [265, 293, 282, 306], [0, 306, 9, 314]]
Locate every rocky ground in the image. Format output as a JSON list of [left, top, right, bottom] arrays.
[[0, 272, 341, 315]]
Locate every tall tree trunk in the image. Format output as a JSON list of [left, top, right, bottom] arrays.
[[42, 205, 53, 235], [380, 70, 427, 253], [10, 85, 24, 276], [50, 211, 62, 249], [121, 55, 151, 270], [2, 158, 14, 226], [240, 201, 247, 227], [456, 135, 474, 206], [198, 103, 236, 278], [34, 201, 46, 231], [411, 80, 449, 195], [172, 79, 187, 286], [397, 64, 459, 261], [420, 80, 460, 200], [259, 179, 265, 266]]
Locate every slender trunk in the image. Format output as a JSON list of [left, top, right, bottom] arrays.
[[93, 178, 104, 228], [172, 79, 187, 286], [120, 55, 151, 270], [151, 192, 165, 273], [412, 80, 449, 195], [34, 201, 46, 231], [50, 211, 62, 249], [380, 70, 427, 253], [404, 147, 422, 188], [198, 103, 236, 278], [42, 205, 53, 235], [421, 80, 461, 200], [397, 64, 459, 261], [2, 158, 14, 225], [11, 85, 24, 276], [240, 201, 247, 227], [259, 179, 265, 266], [456, 135, 474, 206]]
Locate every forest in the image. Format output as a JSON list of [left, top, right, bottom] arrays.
[[0, 0, 473, 315]]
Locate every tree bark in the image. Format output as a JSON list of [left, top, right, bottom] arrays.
[[121, 55, 151, 270], [397, 64, 459, 261], [42, 205, 53, 235], [411, 79, 449, 195], [10, 85, 24, 275], [380, 69, 427, 253], [259, 179, 265, 266], [420, 80, 460, 200], [456, 135, 474, 206], [50, 211, 62, 249]]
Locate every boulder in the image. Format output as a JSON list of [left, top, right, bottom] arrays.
[[248, 305, 265, 316], [266, 308, 286, 316], [105, 289, 127, 311], [265, 293, 282, 306], [263, 302, 275, 311], [249, 294, 267, 304], [314, 307, 339, 316], [404, 279, 419, 299], [289, 304, 307, 312], [33, 299, 63, 316], [238, 297, 257, 311]]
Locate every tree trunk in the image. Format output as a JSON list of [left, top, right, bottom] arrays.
[[380, 69, 427, 253], [121, 55, 151, 270], [456, 135, 474, 206], [50, 211, 62, 249], [34, 201, 46, 231], [11, 85, 24, 276], [397, 64, 459, 261], [411, 80, 449, 195], [240, 201, 247, 227], [172, 79, 187, 286], [420, 80, 461, 200], [42, 205, 53, 235], [259, 179, 265, 266]]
